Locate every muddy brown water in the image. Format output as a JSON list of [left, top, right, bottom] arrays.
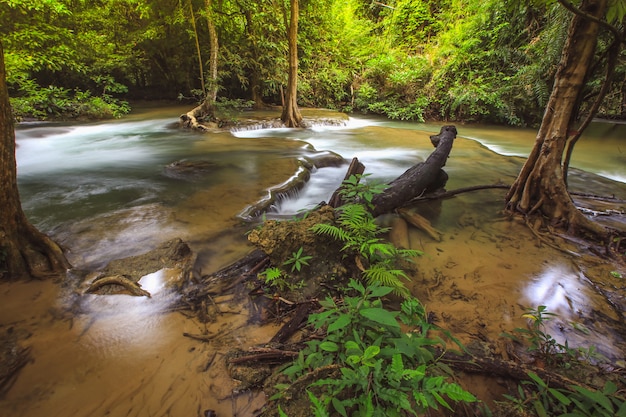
[[1, 108, 625, 416]]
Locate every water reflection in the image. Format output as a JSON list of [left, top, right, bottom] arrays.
[[523, 264, 623, 360], [524, 264, 586, 315]]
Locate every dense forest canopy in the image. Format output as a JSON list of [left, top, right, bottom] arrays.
[[1, 0, 625, 125]]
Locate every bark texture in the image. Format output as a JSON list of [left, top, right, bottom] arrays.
[[371, 125, 456, 217], [280, 0, 303, 128], [0, 42, 70, 280], [506, 0, 609, 240]]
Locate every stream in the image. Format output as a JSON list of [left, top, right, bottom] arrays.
[[1, 106, 625, 417]]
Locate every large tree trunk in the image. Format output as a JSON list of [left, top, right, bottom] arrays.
[[280, 0, 303, 128], [0, 42, 70, 280], [505, 0, 609, 240]]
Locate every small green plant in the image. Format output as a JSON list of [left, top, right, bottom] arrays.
[[502, 305, 577, 366], [311, 174, 421, 296], [501, 372, 626, 417], [277, 279, 476, 416], [258, 247, 310, 291], [610, 271, 623, 279], [259, 267, 290, 292], [283, 247, 312, 272], [337, 174, 388, 209]]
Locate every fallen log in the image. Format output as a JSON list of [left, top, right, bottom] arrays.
[[371, 125, 457, 217]]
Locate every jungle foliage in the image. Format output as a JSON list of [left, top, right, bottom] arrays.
[[1, 0, 625, 124]]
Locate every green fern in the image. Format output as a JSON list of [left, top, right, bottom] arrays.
[[311, 175, 422, 297], [311, 222, 352, 243], [362, 263, 409, 297]]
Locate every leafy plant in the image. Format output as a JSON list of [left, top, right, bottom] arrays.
[[278, 279, 477, 416], [502, 305, 578, 366], [501, 372, 626, 417], [258, 247, 310, 291], [311, 174, 421, 296], [283, 247, 313, 273]]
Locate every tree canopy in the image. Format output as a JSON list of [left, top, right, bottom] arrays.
[[1, 0, 624, 125]]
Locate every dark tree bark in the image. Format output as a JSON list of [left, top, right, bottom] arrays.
[[371, 125, 456, 217], [506, 0, 610, 240], [0, 41, 70, 280], [280, 0, 303, 128]]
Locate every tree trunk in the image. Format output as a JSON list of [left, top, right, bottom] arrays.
[[188, 0, 205, 94], [505, 0, 609, 240], [371, 125, 456, 217], [179, 0, 219, 131], [280, 0, 303, 128], [0, 41, 70, 280], [203, 0, 219, 116]]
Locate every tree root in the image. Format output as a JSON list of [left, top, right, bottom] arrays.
[[179, 104, 211, 132], [85, 275, 151, 297]]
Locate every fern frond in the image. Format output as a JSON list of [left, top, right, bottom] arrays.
[[363, 264, 409, 297], [311, 223, 351, 242], [337, 204, 369, 228]]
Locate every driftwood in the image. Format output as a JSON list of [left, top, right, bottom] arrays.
[[371, 125, 457, 217], [270, 301, 318, 345], [397, 208, 442, 241], [86, 274, 151, 297], [328, 157, 365, 208], [227, 348, 300, 365]]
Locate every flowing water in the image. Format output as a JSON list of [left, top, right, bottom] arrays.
[[1, 106, 625, 416]]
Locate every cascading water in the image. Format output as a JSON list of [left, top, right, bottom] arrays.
[[2, 107, 625, 417]]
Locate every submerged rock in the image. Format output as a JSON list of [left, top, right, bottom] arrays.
[[163, 159, 220, 182], [84, 238, 196, 296]]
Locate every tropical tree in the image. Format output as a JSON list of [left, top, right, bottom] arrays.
[[0, 39, 70, 280], [281, 0, 303, 127], [505, 0, 625, 241]]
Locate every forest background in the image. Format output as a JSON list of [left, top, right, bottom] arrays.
[[2, 0, 625, 125]]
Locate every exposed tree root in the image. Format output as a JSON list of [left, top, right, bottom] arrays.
[[179, 103, 213, 132], [85, 274, 151, 297]]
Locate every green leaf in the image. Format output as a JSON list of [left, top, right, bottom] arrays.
[[548, 388, 571, 406], [571, 385, 614, 413], [331, 397, 348, 417], [320, 341, 339, 352], [359, 307, 400, 329], [328, 313, 352, 334], [363, 345, 380, 360], [368, 285, 394, 298], [345, 340, 362, 354], [527, 371, 548, 388], [532, 399, 548, 417]]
